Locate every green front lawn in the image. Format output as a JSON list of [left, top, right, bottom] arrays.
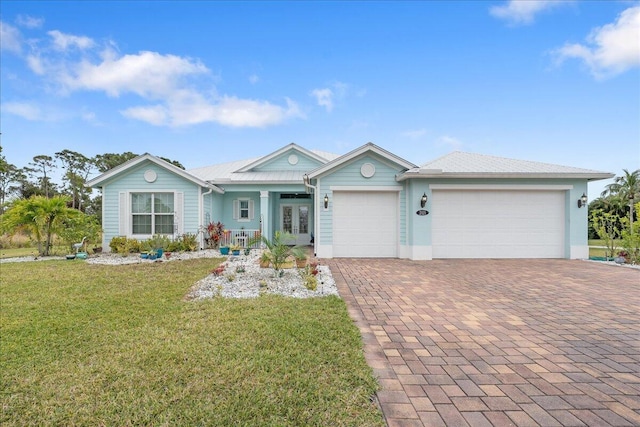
[[1, 259, 383, 426]]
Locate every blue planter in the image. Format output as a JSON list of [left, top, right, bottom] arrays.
[[220, 247, 230, 255], [232, 250, 240, 256]]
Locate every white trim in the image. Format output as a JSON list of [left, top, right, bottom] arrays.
[[330, 185, 403, 191], [571, 245, 589, 260], [400, 245, 432, 261], [236, 143, 329, 172], [125, 190, 181, 238], [87, 153, 223, 192], [233, 198, 253, 222], [119, 192, 128, 236], [316, 244, 332, 258], [429, 184, 573, 191], [307, 142, 416, 179]]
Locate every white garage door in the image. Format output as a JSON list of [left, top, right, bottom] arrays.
[[432, 190, 565, 259], [333, 191, 398, 257]]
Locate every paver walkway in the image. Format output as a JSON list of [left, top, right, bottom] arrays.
[[326, 259, 640, 427]]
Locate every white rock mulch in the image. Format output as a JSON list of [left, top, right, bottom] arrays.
[[187, 250, 338, 300], [2, 249, 338, 300]]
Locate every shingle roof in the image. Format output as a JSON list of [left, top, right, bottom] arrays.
[[398, 151, 614, 181]]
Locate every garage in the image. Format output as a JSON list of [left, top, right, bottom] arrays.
[[333, 191, 398, 257], [431, 189, 565, 259]]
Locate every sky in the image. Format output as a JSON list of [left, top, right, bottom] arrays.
[[1, 0, 639, 199]]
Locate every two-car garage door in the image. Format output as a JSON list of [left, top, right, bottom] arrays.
[[431, 190, 565, 258]]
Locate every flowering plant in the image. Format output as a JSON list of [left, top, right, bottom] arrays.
[[205, 221, 225, 248]]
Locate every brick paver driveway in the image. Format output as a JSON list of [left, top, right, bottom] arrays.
[[327, 259, 640, 427]]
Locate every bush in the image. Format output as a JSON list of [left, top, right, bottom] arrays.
[[109, 236, 142, 254], [177, 233, 198, 252], [0, 232, 32, 249]]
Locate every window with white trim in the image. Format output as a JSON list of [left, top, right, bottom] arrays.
[[233, 198, 254, 222], [131, 192, 174, 235]]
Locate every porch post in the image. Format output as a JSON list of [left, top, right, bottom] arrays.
[[260, 191, 270, 243]]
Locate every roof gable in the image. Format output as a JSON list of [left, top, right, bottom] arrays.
[[306, 142, 417, 179], [87, 153, 223, 192], [188, 144, 340, 184], [236, 143, 330, 172], [398, 151, 614, 181]]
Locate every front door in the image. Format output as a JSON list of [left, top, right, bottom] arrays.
[[281, 205, 310, 245]]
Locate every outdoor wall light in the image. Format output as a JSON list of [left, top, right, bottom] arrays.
[[420, 193, 428, 208], [324, 194, 329, 209], [577, 193, 588, 208]]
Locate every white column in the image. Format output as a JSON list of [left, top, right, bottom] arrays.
[[260, 191, 270, 242]]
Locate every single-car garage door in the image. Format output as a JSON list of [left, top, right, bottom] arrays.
[[432, 190, 565, 258], [333, 191, 398, 257]]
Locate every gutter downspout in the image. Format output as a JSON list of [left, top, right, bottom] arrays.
[[303, 174, 318, 255]]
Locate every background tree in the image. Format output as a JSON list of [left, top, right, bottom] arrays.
[[55, 149, 94, 210], [0, 147, 21, 213], [92, 152, 185, 172], [1, 195, 79, 256], [601, 169, 639, 231], [92, 152, 138, 172], [27, 155, 58, 198]]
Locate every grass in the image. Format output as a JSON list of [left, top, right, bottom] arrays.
[[1, 258, 383, 426], [0, 246, 82, 259]]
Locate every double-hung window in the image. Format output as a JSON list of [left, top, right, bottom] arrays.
[[131, 192, 174, 235], [233, 198, 254, 222]]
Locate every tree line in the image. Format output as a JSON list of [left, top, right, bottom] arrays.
[[0, 147, 183, 217]]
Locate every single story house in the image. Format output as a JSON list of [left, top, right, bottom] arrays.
[[87, 142, 613, 260]]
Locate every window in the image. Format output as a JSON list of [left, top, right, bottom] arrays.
[[131, 192, 174, 235], [233, 198, 254, 222], [239, 200, 249, 219]]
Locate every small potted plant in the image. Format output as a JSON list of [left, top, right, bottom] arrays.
[[291, 247, 308, 268], [220, 245, 230, 255], [230, 244, 241, 256], [259, 251, 271, 268]]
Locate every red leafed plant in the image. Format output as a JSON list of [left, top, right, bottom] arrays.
[[205, 221, 225, 248]]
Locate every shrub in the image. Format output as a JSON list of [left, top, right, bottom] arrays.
[[109, 236, 142, 254]]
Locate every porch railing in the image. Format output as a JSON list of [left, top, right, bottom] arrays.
[[217, 229, 261, 249]]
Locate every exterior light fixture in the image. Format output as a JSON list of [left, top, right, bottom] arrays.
[[323, 194, 329, 209], [420, 193, 428, 208], [577, 193, 588, 208]]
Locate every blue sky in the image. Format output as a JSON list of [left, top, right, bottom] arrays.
[[1, 1, 639, 198]]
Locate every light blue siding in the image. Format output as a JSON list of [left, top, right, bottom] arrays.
[[316, 154, 408, 246], [255, 149, 324, 172], [101, 161, 203, 249]]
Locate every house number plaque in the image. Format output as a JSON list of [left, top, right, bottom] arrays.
[[416, 210, 429, 216]]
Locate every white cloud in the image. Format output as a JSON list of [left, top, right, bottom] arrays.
[[310, 81, 351, 112], [0, 21, 22, 53], [123, 94, 304, 128], [248, 73, 260, 84], [61, 49, 209, 98], [6, 27, 303, 128], [553, 6, 640, 79], [48, 30, 95, 51], [16, 15, 44, 29], [402, 128, 428, 139], [310, 88, 334, 112], [26, 54, 45, 75], [1, 101, 42, 120], [490, 0, 567, 25]]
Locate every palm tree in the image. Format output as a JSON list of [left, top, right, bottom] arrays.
[[601, 169, 639, 231], [1, 195, 78, 256]]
